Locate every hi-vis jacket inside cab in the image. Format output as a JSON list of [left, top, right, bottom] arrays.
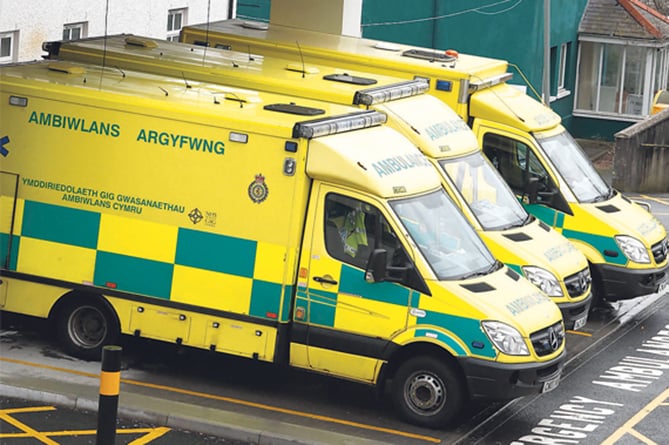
[[45, 34, 591, 331], [179, 19, 669, 303], [1, 60, 565, 428]]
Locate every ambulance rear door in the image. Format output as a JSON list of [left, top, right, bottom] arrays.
[[0, 172, 20, 307]]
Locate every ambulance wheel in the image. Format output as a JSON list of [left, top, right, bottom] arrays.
[[55, 296, 119, 361], [391, 356, 465, 428]]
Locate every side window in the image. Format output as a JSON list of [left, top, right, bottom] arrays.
[[482, 133, 528, 194], [324, 194, 409, 270], [517, 143, 547, 179], [324, 194, 373, 269], [483, 133, 552, 193], [483, 133, 565, 209]]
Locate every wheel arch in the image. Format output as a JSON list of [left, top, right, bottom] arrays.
[[379, 341, 468, 398], [48, 289, 122, 360], [48, 290, 119, 330]]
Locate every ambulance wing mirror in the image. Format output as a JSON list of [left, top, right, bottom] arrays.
[[525, 176, 573, 215], [526, 175, 558, 204], [365, 248, 431, 295], [525, 177, 539, 204], [365, 249, 388, 283]]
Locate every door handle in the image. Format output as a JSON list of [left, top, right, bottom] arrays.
[[313, 276, 338, 285]]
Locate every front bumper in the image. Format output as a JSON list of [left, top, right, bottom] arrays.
[[459, 350, 566, 400], [557, 293, 592, 330], [594, 262, 669, 301]]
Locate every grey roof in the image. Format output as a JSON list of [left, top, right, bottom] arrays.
[[579, 0, 669, 41]]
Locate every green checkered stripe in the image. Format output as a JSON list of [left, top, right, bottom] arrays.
[[526, 204, 626, 265], [296, 264, 495, 358], [5, 200, 291, 321]]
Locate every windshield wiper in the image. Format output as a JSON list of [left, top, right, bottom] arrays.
[[486, 259, 502, 274], [606, 187, 615, 199], [459, 260, 500, 280], [459, 270, 487, 280], [592, 187, 614, 203], [514, 213, 533, 228]]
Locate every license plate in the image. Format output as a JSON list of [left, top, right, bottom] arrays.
[[542, 374, 561, 393], [659, 279, 668, 295], [573, 314, 588, 330]]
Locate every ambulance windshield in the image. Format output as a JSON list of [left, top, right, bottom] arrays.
[[390, 189, 497, 280], [439, 152, 529, 230], [536, 131, 611, 203]]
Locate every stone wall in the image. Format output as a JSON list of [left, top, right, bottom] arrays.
[[613, 111, 669, 193]]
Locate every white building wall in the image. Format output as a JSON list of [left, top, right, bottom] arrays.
[[270, 0, 362, 37], [0, 0, 232, 62]]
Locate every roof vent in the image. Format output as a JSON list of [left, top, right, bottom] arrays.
[[125, 36, 159, 48], [402, 49, 456, 63], [47, 63, 86, 75], [264, 103, 325, 116], [241, 21, 269, 31], [323, 73, 377, 86]]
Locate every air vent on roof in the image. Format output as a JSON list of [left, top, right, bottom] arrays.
[[402, 49, 456, 63], [125, 36, 158, 48], [241, 21, 269, 30], [374, 42, 401, 52], [264, 103, 325, 116], [47, 63, 86, 75], [323, 73, 378, 86]]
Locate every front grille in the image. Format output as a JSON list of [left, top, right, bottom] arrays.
[[564, 267, 592, 298], [530, 322, 564, 357], [652, 238, 668, 264]]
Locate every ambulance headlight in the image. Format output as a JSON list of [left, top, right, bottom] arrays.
[[615, 235, 650, 264], [522, 266, 563, 297], [481, 321, 529, 356]]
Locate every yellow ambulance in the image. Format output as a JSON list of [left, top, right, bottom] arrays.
[[45, 35, 592, 330], [0, 60, 565, 428], [179, 19, 669, 304]]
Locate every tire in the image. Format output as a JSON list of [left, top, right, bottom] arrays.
[[55, 297, 119, 361], [391, 356, 465, 428]]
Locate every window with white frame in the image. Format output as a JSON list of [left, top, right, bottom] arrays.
[[558, 42, 569, 94], [63, 22, 87, 41], [167, 8, 187, 41], [551, 42, 571, 102], [63, 22, 88, 40], [0, 31, 18, 63], [575, 40, 669, 118]]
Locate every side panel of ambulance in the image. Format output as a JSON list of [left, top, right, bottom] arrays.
[[0, 61, 335, 366], [0, 61, 565, 429], [43, 35, 591, 329]]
